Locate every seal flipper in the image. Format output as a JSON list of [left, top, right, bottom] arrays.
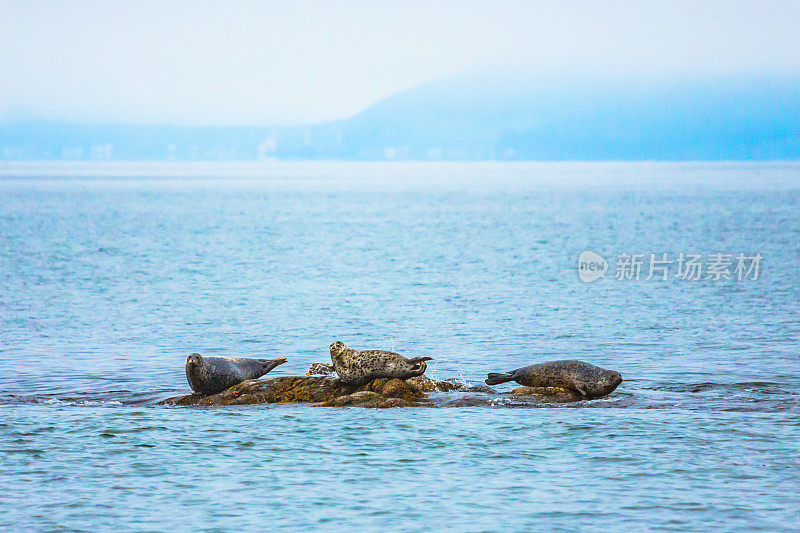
[[485, 372, 515, 385], [406, 356, 432, 377]]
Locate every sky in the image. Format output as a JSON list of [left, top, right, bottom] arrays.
[[1, 0, 799, 126]]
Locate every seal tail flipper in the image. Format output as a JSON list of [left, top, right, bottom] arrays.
[[485, 372, 514, 385], [408, 356, 433, 363]]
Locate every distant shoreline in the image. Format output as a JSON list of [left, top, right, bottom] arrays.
[[1, 159, 798, 179], [1, 161, 798, 193]]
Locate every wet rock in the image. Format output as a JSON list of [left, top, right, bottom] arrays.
[[510, 386, 583, 403], [406, 375, 437, 392], [462, 384, 495, 393], [159, 374, 429, 408], [163, 393, 207, 406], [159, 376, 344, 407], [321, 390, 381, 407], [369, 377, 422, 399], [434, 394, 505, 407], [433, 379, 467, 392], [356, 377, 427, 405], [157, 374, 591, 408], [321, 390, 417, 408]]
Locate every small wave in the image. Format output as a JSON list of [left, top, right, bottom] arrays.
[[658, 381, 796, 395], [3, 379, 798, 413], [629, 381, 800, 412], [6, 396, 125, 407], [0, 389, 177, 407]]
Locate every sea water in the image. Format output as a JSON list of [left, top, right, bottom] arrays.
[[1, 162, 798, 531]]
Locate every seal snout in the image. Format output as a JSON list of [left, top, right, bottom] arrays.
[[186, 353, 203, 366], [264, 358, 287, 371], [604, 370, 623, 395]]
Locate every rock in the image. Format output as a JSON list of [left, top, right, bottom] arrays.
[[159, 376, 346, 407], [157, 374, 591, 408], [158, 375, 427, 408], [163, 393, 206, 406], [435, 380, 468, 392], [363, 377, 425, 402], [322, 390, 381, 407], [464, 384, 495, 393], [320, 390, 418, 408], [406, 375, 437, 392], [510, 386, 583, 402]]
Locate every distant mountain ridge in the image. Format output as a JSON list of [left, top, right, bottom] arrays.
[[333, 71, 800, 160], [2, 72, 798, 160]]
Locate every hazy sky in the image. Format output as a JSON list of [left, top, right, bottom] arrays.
[[1, 0, 799, 125]]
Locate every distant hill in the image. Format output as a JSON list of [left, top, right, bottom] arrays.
[[2, 72, 798, 160], [332, 71, 800, 160]]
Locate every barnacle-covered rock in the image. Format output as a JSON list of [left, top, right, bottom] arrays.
[[159, 376, 340, 406], [158, 374, 591, 408], [510, 386, 583, 402], [159, 374, 434, 408]]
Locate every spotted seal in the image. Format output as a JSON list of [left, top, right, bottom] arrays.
[[485, 360, 622, 399], [185, 353, 287, 395], [329, 341, 433, 385]]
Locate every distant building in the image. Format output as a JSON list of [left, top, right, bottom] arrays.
[[90, 143, 113, 160], [426, 148, 442, 160], [2, 145, 34, 159], [257, 136, 277, 160], [383, 146, 409, 160], [61, 146, 84, 159]]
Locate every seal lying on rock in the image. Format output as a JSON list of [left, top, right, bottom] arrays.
[[185, 353, 287, 395], [486, 360, 622, 399], [329, 341, 433, 386]]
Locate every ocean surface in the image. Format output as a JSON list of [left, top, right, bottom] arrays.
[[1, 161, 798, 531]]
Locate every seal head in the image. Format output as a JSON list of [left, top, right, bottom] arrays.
[[591, 369, 623, 397], [185, 352, 287, 395], [329, 341, 432, 385]]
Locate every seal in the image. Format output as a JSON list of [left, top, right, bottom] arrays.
[[185, 353, 287, 395], [485, 360, 622, 399], [329, 341, 433, 385]]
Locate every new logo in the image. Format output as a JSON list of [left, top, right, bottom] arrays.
[[578, 250, 608, 283]]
